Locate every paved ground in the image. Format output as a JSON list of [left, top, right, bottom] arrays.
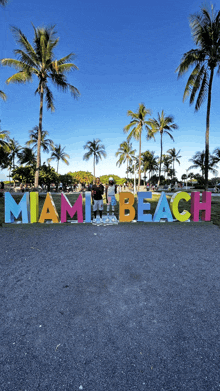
[[1, 223, 220, 391]]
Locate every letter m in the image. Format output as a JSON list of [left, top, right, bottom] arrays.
[[5, 192, 30, 223]]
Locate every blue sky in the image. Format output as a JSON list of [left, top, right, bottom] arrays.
[[1, 0, 220, 181]]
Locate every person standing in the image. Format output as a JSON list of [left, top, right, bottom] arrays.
[[91, 177, 104, 223], [105, 177, 117, 222]]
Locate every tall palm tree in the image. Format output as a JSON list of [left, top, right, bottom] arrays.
[[1, 25, 80, 187], [124, 103, 151, 190], [26, 126, 54, 165], [115, 141, 136, 179], [176, 4, 220, 190], [188, 150, 218, 177], [167, 148, 181, 178], [148, 110, 178, 186], [83, 139, 106, 179], [48, 144, 70, 174], [0, 0, 8, 5]]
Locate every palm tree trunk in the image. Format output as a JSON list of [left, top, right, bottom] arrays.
[[138, 132, 141, 191], [127, 157, 128, 181], [205, 68, 214, 191], [35, 85, 44, 188], [158, 132, 163, 186], [57, 159, 59, 174]]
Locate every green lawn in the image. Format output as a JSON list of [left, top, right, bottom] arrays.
[[0, 192, 219, 226]]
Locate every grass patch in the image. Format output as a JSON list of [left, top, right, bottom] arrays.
[[0, 192, 219, 227]]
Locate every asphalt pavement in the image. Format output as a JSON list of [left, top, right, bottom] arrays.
[[1, 222, 220, 391]]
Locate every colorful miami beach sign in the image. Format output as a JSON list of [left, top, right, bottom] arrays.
[[4, 191, 212, 224]]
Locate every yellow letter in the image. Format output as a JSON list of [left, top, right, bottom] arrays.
[[170, 191, 191, 222], [30, 192, 39, 223]]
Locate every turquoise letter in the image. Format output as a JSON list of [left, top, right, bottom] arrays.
[[5, 192, 30, 223], [153, 192, 173, 222], [85, 191, 91, 223]]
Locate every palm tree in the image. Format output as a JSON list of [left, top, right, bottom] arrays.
[[0, 0, 8, 5], [141, 150, 158, 182], [18, 147, 36, 166], [83, 139, 106, 179], [48, 144, 70, 174], [187, 172, 195, 186], [181, 174, 188, 185], [162, 155, 172, 180], [147, 152, 159, 180], [188, 150, 218, 178], [176, 4, 220, 190], [147, 110, 178, 186], [26, 126, 54, 165], [213, 147, 220, 164], [115, 141, 136, 179], [6, 138, 21, 179], [0, 129, 9, 149], [167, 148, 181, 178], [0, 128, 10, 170], [124, 103, 151, 190], [1, 25, 80, 188]]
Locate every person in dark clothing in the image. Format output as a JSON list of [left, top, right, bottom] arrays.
[[0, 181, 4, 190], [91, 177, 104, 223]]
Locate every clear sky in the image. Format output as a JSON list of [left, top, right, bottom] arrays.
[[1, 0, 220, 182]]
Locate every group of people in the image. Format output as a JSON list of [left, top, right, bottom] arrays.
[[91, 177, 117, 223]]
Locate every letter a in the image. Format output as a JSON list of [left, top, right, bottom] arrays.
[[153, 192, 173, 222], [38, 193, 59, 223]]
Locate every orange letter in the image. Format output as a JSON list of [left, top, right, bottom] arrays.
[[119, 192, 135, 222], [38, 193, 59, 223]]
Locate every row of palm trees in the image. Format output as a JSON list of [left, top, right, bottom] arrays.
[[0, 125, 70, 177], [116, 104, 178, 189], [116, 143, 181, 182], [115, 137, 220, 185]]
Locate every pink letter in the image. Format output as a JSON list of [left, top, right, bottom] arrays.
[[61, 193, 83, 223], [190, 191, 212, 222]]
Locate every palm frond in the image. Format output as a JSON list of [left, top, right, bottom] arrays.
[[45, 85, 55, 112], [57, 53, 76, 65], [6, 71, 32, 84], [11, 26, 38, 63], [195, 69, 208, 110], [0, 90, 7, 101], [189, 64, 206, 105]]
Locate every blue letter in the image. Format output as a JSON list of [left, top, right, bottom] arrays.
[[85, 191, 91, 223], [137, 192, 152, 222], [153, 192, 173, 222], [5, 192, 30, 223]]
